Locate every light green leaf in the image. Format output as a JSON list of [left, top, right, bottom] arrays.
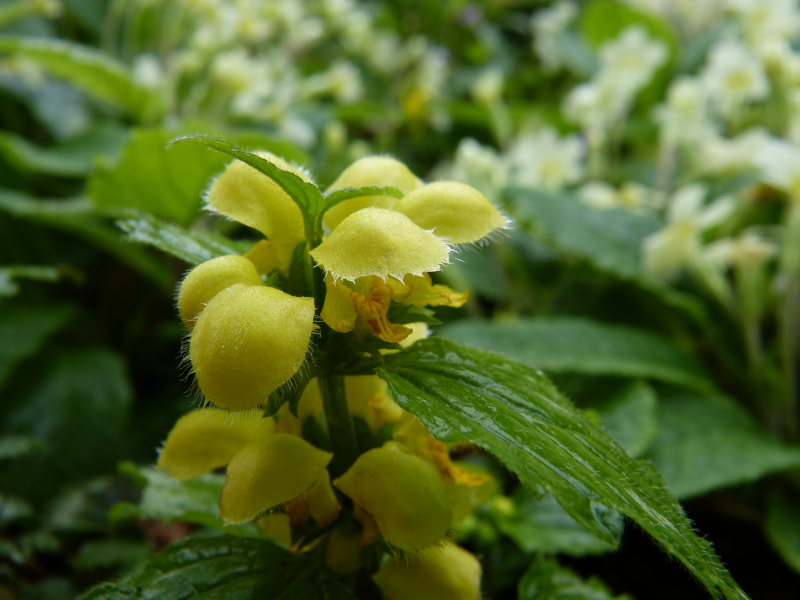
[[766, 493, 800, 575], [507, 188, 662, 280], [117, 213, 252, 266], [79, 535, 356, 600], [581, 0, 678, 57], [0, 37, 164, 121], [438, 317, 713, 391], [593, 382, 658, 457], [0, 304, 71, 389], [646, 390, 800, 500], [519, 557, 634, 600], [0, 123, 128, 177], [377, 338, 747, 600], [171, 135, 324, 240], [491, 492, 622, 556]]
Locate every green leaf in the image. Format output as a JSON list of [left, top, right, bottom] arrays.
[[0, 37, 164, 121], [0, 348, 133, 494], [0, 435, 43, 461], [0, 304, 71, 389], [765, 492, 800, 575], [519, 557, 634, 600], [170, 135, 324, 239], [491, 492, 622, 556], [0, 494, 34, 525], [581, 0, 678, 57], [322, 186, 403, 213], [593, 382, 658, 458], [377, 338, 747, 600], [0, 265, 61, 297], [79, 535, 356, 600], [645, 390, 800, 500], [117, 213, 252, 266], [507, 188, 662, 280], [0, 123, 128, 177], [438, 317, 713, 391], [73, 540, 151, 571], [0, 190, 172, 289]]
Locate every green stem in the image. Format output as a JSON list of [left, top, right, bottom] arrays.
[[319, 375, 358, 478]]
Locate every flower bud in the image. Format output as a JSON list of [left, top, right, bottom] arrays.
[[219, 433, 332, 523], [178, 255, 263, 330], [394, 181, 509, 244], [333, 444, 452, 550], [324, 156, 423, 230], [372, 542, 482, 600], [190, 284, 315, 411], [157, 409, 274, 481]]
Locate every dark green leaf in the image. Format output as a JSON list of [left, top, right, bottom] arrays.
[[0, 37, 164, 121], [377, 338, 747, 600], [0, 435, 44, 461], [507, 188, 662, 280], [646, 390, 800, 499], [117, 213, 252, 267], [766, 493, 800, 575], [170, 135, 324, 237], [79, 535, 356, 600], [492, 492, 621, 556], [519, 557, 634, 600], [0, 304, 71, 389], [438, 317, 713, 391], [593, 382, 658, 457], [73, 540, 151, 571]]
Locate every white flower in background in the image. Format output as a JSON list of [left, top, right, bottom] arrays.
[[654, 76, 714, 146], [470, 68, 505, 106], [563, 81, 624, 141], [700, 36, 769, 116], [131, 54, 165, 89], [643, 184, 736, 280], [506, 127, 585, 191], [755, 138, 800, 200], [595, 26, 668, 99], [435, 138, 509, 200], [726, 0, 800, 51], [578, 181, 657, 210], [696, 129, 768, 176], [704, 232, 778, 271], [301, 60, 364, 104], [531, 0, 578, 72]]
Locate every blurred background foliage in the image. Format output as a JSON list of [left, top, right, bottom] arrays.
[[1, 0, 800, 598]]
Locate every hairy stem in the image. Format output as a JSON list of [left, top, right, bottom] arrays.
[[319, 375, 358, 478]]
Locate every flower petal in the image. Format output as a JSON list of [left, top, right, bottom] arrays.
[[324, 156, 423, 230], [219, 433, 332, 523], [394, 181, 509, 243], [310, 207, 450, 281], [206, 151, 309, 269], [390, 273, 468, 308], [177, 255, 263, 330], [190, 284, 315, 411], [156, 409, 274, 481]]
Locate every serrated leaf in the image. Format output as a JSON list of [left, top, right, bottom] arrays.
[[519, 557, 634, 600], [0, 304, 71, 389], [492, 492, 622, 557], [79, 535, 357, 600], [0, 37, 164, 121], [438, 317, 712, 391], [171, 135, 324, 239], [593, 382, 658, 458], [765, 493, 800, 575], [117, 213, 252, 266], [507, 188, 662, 280], [645, 390, 800, 499], [0, 123, 128, 177], [377, 338, 747, 600]]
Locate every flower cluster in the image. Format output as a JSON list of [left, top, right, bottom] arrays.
[[159, 152, 508, 598]]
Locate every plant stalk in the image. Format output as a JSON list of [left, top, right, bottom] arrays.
[[319, 375, 358, 478]]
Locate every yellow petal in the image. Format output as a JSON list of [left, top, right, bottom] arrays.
[[333, 444, 452, 550], [219, 433, 332, 523], [190, 285, 315, 411], [394, 181, 508, 244], [445, 462, 499, 523], [346, 376, 401, 432], [310, 207, 450, 281], [244, 240, 281, 275], [391, 273, 468, 308], [156, 409, 274, 480], [177, 255, 263, 330], [305, 469, 341, 527], [372, 542, 482, 600], [206, 151, 310, 269], [255, 512, 292, 546], [324, 156, 423, 230], [320, 274, 359, 334]]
